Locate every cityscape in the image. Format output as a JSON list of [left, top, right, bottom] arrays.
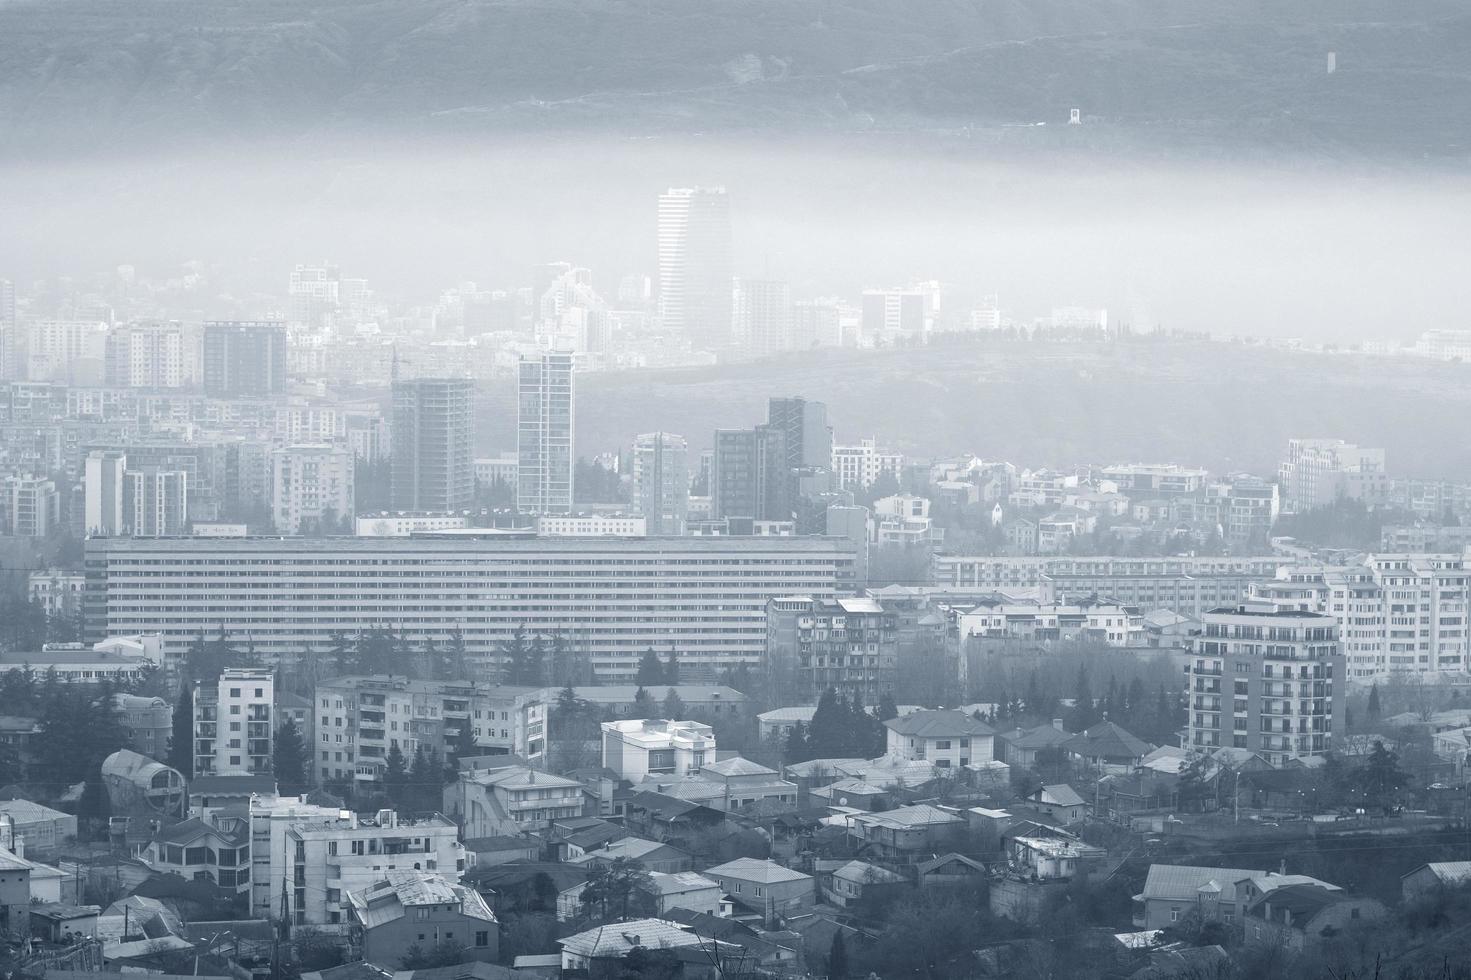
[[4, 1, 1471, 979]]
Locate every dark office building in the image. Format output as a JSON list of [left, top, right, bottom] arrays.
[[391, 377, 475, 512], [201, 321, 288, 397]]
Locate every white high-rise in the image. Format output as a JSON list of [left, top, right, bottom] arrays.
[[517, 351, 575, 514], [84, 450, 128, 535], [271, 444, 355, 534], [657, 187, 732, 351], [733, 279, 792, 357], [104, 322, 186, 388]]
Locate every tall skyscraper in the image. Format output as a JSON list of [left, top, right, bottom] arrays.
[[632, 432, 689, 535], [202, 321, 288, 396], [391, 378, 475, 512], [517, 352, 575, 515], [104, 322, 186, 388], [84, 450, 128, 535], [657, 187, 732, 351], [733, 279, 792, 358], [712, 398, 832, 524]]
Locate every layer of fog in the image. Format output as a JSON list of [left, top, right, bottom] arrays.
[[4, 134, 1469, 342]]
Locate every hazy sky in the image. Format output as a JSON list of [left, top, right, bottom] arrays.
[[5, 133, 1470, 341]]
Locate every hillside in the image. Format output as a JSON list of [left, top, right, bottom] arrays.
[[471, 341, 1471, 479], [1, 0, 1469, 158]]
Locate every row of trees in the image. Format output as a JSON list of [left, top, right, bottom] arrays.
[[784, 688, 897, 763]]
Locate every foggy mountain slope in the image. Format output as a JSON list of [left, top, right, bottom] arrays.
[[483, 343, 1471, 480], [1, 0, 1467, 157]]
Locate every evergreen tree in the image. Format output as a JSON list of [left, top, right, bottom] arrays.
[[327, 630, 355, 676], [829, 932, 850, 980], [784, 722, 811, 764], [525, 634, 548, 687], [1367, 683, 1381, 721], [500, 626, 530, 685], [384, 744, 409, 806], [808, 688, 860, 759], [1024, 673, 1042, 720], [636, 649, 665, 687], [447, 627, 469, 682], [274, 718, 308, 795], [661, 688, 686, 720], [169, 685, 194, 777], [663, 648, 680, 686], [877, 694, 899, 724], [633, 686, 655, 714], [550, 633, 571, 688], [993, 686, 1010, 724], [1125, 676, 1147, 725], [408, 747, 436, 812]]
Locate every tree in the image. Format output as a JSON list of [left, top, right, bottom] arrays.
[[384, 744, 409, 806], [784, 722, 811, 764], [500, 626, 530, 686], [661, 688, 686, 720], [274, 718, 308, 795], [579, 857, 655, 922], [399, 941, 468, 969], [663, 648, 680, 685], [1367, 683, 1382, 721], [636, 649, 665, 687], [169, 685, 194, 778], [1351, 740, 1408, 812], [828, 931, 849, 979], [633, 686, 654, 714], [292, 927, 345, 972]]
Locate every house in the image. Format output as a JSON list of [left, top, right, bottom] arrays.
[[884, 710, 996, 768], [100, 750, 186, 819], [1134, 864, 1265, 931], [660, 909, 801, 969], [1065, 722, 1152, 773], [0, 846, 33, 941], [0, 799, 76, 855], [188, 774, 276, 810], [1027, 784, 1088, 824], [703, 859, 815, 920], [557, 917, 705, 972], [847, 804, 966, 863], [567, 837, 692, 874], [140, 815, 251, 897], [1402, 862, 1471, 902], [996, 722, 1072, 769], [602, 719, 716, 780], [1099, 772, 1180, 819], [29, 904, 100, 944], [623, 791, 726, 846], [392, 964, 521, 980], [641, 872, 724, 916], [347, 870, 499, 965], [1129, 946, 1231, 980], [916, 853, 989, 889], [1243, 884, 1387, 951], [757, 707, 817, 743], [823, 860, 905, 908], [808, 778, 891, 811], [698, 757, 797, 811], [445, 764, 584, 837], [462, 836, 539, 867]]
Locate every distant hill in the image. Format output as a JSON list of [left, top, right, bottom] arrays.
[[470, 341, 1471, 479], [1, 0, 1468, 158]]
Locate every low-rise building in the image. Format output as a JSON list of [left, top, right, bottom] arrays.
[[698, 758, 797, 812], [348, 870, 498, 965], [140, 815, 251, 897], [884, 709, 996, 768], [112, 695, 172, 760], [641, 872, 723, 916], [704, 859, 816, 920], [846, 805, 966, 863], [99, 749, 186, 819], [1402, 862, 1471, 902], [0, 800, 76, 856], [1026, 784, 1088, 824], [445, 763, 584, 838], [601, 719, 715, 781], [547, 685, 747, 718], [557, 917, 705, 972], [0, 640, 160, 685], [1134, 864, 1264, 931], [824, 860, 905, 908], [958, 595, 1145, 647], [1243, 884, 1386, 951]]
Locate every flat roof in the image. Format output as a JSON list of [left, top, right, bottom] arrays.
[[87, 535, 856, 555]]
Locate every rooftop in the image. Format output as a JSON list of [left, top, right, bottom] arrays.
[[885, 709, 995, 738], [704, 858, 813, 884], [558, 918, 702, 958]]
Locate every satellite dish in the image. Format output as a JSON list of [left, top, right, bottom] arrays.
[[839, 797, 849, 806]]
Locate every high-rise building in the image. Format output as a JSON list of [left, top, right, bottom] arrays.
[[124, 468, 188, 536], [860, 289, 927, 342], [765, 596, 898, 703], [792, 299, 842, 349], [84, 449, 127, 535], [1, 475, 59, 537], [711, 427, 778, 521], [288, 264, 341, 330], [733, 279, 792, 358], [202, 321, 288, 397], [631, 431, 689, 535], [22, 319, 109, 383], [271, 444, 355, 534], [193, 668, 275, 777], [1186, 602, 1343, 766], [831, 439, 904, 491], [766, 397, 831, 473], [391, 378, 475, 512], [516, 352, 574, 515], [0, 279, 14, 326], [1278, 439, 1389, 513], [104, 322, 186, 388], [657, 187, 732, 351]]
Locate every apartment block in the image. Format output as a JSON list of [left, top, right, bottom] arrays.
[[956, 595, 1145, 647], [1186, 603, 1344, 766], [249, 798, 467, 930], [313, 676, 547, 786], [270, 444, 354, 534], [445, 762, 584, 837], [831, 438, 904, 492], [85, 535, 857, 681], [1279, 439, 1389, 512], [765, 596, 899, 703], [194, 668, 275, 777]]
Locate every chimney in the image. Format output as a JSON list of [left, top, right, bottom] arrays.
[[1052, 718, 1064, 731], [1279, 857, 1287, 876], [12, 835, 22, 860]]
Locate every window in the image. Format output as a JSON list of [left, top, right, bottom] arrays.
[[935, 740, 951, 750], [1170, 908, 1181, 922], [476, 931, 490, 948], [230, 688, 241, 697]]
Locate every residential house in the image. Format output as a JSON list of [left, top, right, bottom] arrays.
[[1064, 721, 1152, 773], [1099, 772, 1181, 820], [704, 859, 816, 920], [808, 778, 891, 811], [30, 903, 99, 944], [100, 749, 186, 819], [1027, 785, 1088, 824], [1134, 864, 1265, 931], [847, 804, 966, 863], [112, 695, 172, 760], [916, 853, 989, 889], [1243, 884, 1387, 951], [884, 710, 996, 768], [140, 815, 251, 897], [444, 764, 584, 838], [623, 792, 726, 847], [1402, 862, 1471, 902], [557, 917, 705, 972], [823, 860, 905, 908], [699, 758, 797, 811], [567, 837, 692, 875], [602, 719, 715, 780], [0, 800, 76, 856], [462, 837, 539, 867], [348, 871, 498, 965], [641, 872, 724, 916], [996, 722, 1071, 769]]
